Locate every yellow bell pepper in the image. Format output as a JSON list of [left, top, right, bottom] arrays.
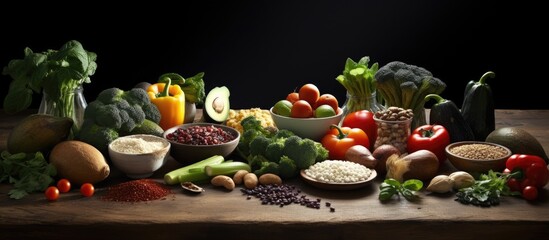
[[147, 77, 185, 130]]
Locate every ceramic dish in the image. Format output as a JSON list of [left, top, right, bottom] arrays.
[[300, 169, 377, 191]]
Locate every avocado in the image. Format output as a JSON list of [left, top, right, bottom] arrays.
[[485, 127, 549, 164], [204, 86, 231, 123], [124, 119, 164, 137]]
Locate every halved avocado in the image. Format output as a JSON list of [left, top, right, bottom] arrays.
[[204, 86, 230, 123]]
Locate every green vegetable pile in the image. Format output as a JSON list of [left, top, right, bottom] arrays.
[[158, 72, 206, 105], [76, 87, 162, 153], [2, 40, 97, 134], [455, 170, 520, 207], [379, 178, 423, 202], [236, 116, 329, 179], [0, 151, 56, 199]]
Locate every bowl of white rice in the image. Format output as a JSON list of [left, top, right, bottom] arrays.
[[108, 134, 171, 179]]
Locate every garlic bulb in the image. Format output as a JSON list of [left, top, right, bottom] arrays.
[[449, 171, 475, 189], [426, 175, 454, 193]]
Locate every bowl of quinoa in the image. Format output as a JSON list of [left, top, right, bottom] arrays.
[[445, 141, 512, 173]]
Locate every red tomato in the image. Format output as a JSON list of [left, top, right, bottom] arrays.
[[45, 186, 59, 201], [290, 100, 313, 118], [80, 183, 95, 197], [522, 186, 538, 201], [341, 110, 376, 150], [57, 179, 71, 193], [314, 93, 338, 112], [407, 124, 450, 163], [321, 125, 370, 160], [507, 178, 521, 192], [298, 83, 320, 107], [286, 92, 299, 104]]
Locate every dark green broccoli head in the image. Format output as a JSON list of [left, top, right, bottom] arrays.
[[283, 136, 317, 170], [254, 161, 280, 176], [85, 101, 122, 129], [278, 155, 298, 179], [76, 121, 119, 153], [374, 67, 395, 83], [247, 154, 270, 172], [265, 141, 285, 163], [314, 142, 329, 163], [273, 129, 295, 140], [249, 135, 271, 156], [96, 88, 124, 104]]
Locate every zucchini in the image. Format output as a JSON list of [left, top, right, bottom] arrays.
[[461, 71, 496, 141], [425, 94, 474, 143]]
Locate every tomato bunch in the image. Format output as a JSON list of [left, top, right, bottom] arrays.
[[44, 179, 95, 201], [273, 83, 339, 118]]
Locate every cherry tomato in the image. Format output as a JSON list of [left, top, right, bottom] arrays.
[[286, 92, 299, 104], [341, 110, 377, 150], [290, 100, 313, 118], [507, 178, 521, 192], [298, 83, 320, 107], [80, 183, 95, 197], [57, 179, 71, 193], [314, 93, 338, 112], [45, 186, 59, 201], [522, 186, 538, 201]]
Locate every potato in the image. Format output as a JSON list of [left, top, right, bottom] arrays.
[[345, 145, 377, 168]]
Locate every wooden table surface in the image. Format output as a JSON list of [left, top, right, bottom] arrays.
[[1, 109, 548, 240]]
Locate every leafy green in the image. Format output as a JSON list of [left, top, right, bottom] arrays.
[[0, 151, 56, 199], [157, 72, 206, 104], [2, 40, 97, 136], [379, 178, 423, 202], [455, 170, 520, 207]]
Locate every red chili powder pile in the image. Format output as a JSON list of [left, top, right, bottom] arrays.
[[101, 179, 172, 202]]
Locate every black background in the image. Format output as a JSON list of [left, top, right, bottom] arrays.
[[1, 1, 534, 111]]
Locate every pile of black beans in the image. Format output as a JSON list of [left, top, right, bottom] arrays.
[[241, 184, 335, 212]]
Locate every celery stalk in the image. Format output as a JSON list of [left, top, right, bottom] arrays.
[[204, 161, 251, 176], [164, 155, 225, 185]]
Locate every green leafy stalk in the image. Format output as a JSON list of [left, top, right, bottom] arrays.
[[204, 161, 251, 176], [336, 56, 380, 113]]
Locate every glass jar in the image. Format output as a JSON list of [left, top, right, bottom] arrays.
[[38, 85, 87, 137], [373, 116, 413, 153], [341, 91, 385, 116], [411, 105, 427, 130]]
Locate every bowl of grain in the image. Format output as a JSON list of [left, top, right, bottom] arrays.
[[108, 134, 171, 179], [445, 141, 512, 173]]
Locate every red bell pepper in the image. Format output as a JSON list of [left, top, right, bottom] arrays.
[[406, 124, 450, 163], [505, 154, 549, 200], [341, 110, 377, 150], [321, 124, 370, 160]]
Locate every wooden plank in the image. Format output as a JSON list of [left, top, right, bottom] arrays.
[[1, 109, 549, 239]]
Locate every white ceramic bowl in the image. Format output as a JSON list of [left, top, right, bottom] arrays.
[[108, 134, 171, 179], [269, 107, 343, 141]]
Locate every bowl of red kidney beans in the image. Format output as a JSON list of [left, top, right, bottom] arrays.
[[163, 123, 240, 165]]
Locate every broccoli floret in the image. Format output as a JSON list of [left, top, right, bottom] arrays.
[[265, 140, 285, 163], [96, 87, 124, 104], [254, 161, 280, 176], [140, 102, 161, 124], [76, 121, 119, 153], [314, 142, 329, 162], [283, 136, 317, 170], [247, 154, 270, 172], [85, 102, 123, 129], [279, 155, 298, 179], [249, 136, 271, 156], [400, 81, 418, 109], [273, 129, 295, 140]]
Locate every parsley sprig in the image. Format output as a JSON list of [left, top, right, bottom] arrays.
[[0, 151, 57, 199]]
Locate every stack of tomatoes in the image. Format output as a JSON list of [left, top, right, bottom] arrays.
[[272, 83, 339, 118]]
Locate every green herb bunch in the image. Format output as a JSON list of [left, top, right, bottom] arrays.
[[455, 170, 520, 207], [2, 40, 97, 134], [379, 178, 423, 202], [0, 151, 56, 199]]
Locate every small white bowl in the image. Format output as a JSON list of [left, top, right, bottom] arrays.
[[108, 134, 171, 179], [270, 107, 343, 141]]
